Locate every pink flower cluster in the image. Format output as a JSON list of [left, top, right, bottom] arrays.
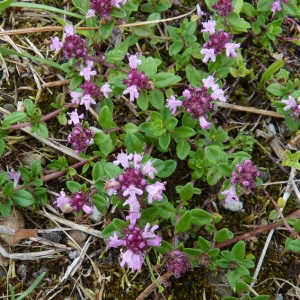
[[105, 151, 166, 224], [281, 95, 300, 118], [221, 160, 259, 203], [108, 223, 162, 271], [166, 75, 226, 129], [123, 54, 150, 102], [106, 151, 164, 271], [87, 0, 127, 19], [54, 190, 93, 214], [200, 19, 240, 63]]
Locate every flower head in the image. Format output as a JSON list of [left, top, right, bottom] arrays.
[[221, 185, 239, 203], [68, 124, 94, 153], [90, 0, 127, 19], [271, 0, 282, 11], [165, 250, 191, 278], [100, 83, 113, 98], [128, 53, 142, 69], [108, 223, 162, 271], [70, 191, 93, 214], [281, 95, 300, 119], [54, 190, 70, 207], [8, 170, 21, 187], [212, 0, 234, 16], [201, 19, 216, 35], [63, 33, 88, 60], [225, 42, 240, 58]]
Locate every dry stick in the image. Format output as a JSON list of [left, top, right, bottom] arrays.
[[42, 79, 71, 89], [216, 102, 284, 119], [137, 208, 300, 299]]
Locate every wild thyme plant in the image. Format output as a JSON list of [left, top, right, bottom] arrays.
[[0, 0, 300, 298]]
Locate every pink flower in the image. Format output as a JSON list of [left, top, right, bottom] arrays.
[[54, 190, 70, 207], [201, 19, 216, 35], [86, 9, 96, 18], [133, 153, 143, 169], [8, 170, 21, 187], [142, 161, 157, 179], [225, 42, 240, 58], [281, 95, 297, 110], [67, 109, 84, 125], [113, 151, 133, 168], [271, 0, 282, 11], [128, 53, 142, 69], [166, 95, 182, 115], [50, 37, 63, 54], [182, 89, 191, 99], [80, 94, 96, 110], [80, 60, 96, 81], [70, 91, 83, 105], [221, 185, 239, 203], [200, 48, 216, 63], [211, 88, 227, 102], [145, 182, 166, 204], [202, 76, 218, 91], [123, 85, 139, 102], [64, 24, 76, 36], [199, 116, 211, 130], [123, 184, 143, 210], [100, 83, 112, 98], [105, 179, 120, 196]]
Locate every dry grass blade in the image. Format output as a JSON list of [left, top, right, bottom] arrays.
[[39, 209, 102, 238]]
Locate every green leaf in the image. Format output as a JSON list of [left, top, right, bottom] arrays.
[[70, 75, 83, 90], [227, 12, 251, 33], [3, 111, 27, 126], [72, 0, 90, 13], [215, 228, 234, 243], [158, 132, 171, 150], [0, 138, 5, 157], [16, 272, 46, 300], [0, 47, 61, 69], [179, 182, 194, 202], [236, 281, 248, 293], [0, 198, 12, 218], [231, 241, 245, 260], [3, 182, 14, 196], [140, 56, 160, 77], [186, 66, 203, 86], [94, 132, 108, 145], [176, 210, 192, 232], [215, 258, 230, 269], [257, 0, 273, 11], [148, 89, 164, 109], [266, 83, 285, 96], [169, 41, 184, 55], [35, 124, 49, 138], [98, 20, 114, 40], [153, 73, 181, 88], [154, 160, 177, 178], [285, 237, 300, 253], [0, 0, 14, 14], [123, 123, 139, 133], [0, 172, 8, 186], [66, 181, 81, 193], [174, 126, 196, 138], [137, 90, 149, 110], [205, 145, 223, 164], [104, 162, 122, 178], [10, 2, 84, 18], [92, 194, 108, 214], [132, 25, 153, 37], [124, 132, 143, 153], [190, 208, 213, 226], [12, 190, 35, 207], [207, 165, 223, 186], [259, 59, 285, 87], [165, 117, 178, 131], [153, 202, 176, 219], [98, 106, 116, 130], [227, 269, 240, 290], [176, 140, 191, 160], [196, 236, 212, 252]]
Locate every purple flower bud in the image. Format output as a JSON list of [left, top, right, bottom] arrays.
[[68, 124, 93, 154], [212, 0, 234, 16], [165, 250, 191, 278], [70, 191, 93, 214], [63, 34, 88, 60]]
